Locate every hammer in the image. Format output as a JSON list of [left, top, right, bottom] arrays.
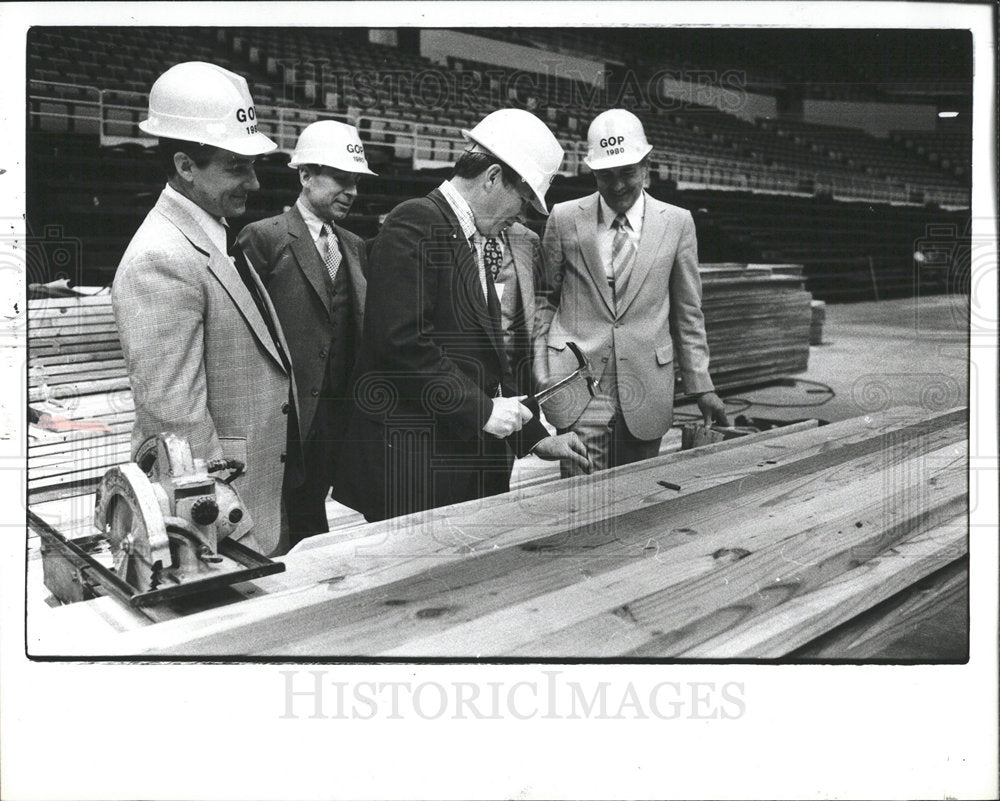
[[532, 341, 600, 405]]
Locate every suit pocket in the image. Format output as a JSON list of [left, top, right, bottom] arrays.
[[219, 436, 248, 465], [656, 342, 674, 365]]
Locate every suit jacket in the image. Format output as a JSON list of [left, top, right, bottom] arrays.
[[236, 205, 367, 483], [333, 189, 548, 522], [502, 221, 544, 396], [112, 189, 296, 556], [536, 191, 714, 440]]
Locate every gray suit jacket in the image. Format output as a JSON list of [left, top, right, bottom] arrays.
[[237, 205, 367, 449], [112, 189, 296, 556], [536, 191, 714, 440]]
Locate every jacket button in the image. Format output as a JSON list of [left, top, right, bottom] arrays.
[[280, 453, 286, 463], [319, 348, 328, 358], [281, 402, 289, 414], [311, 388, 319, 396]]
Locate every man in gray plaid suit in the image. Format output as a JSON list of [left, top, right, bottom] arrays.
[[112, 62, 298, 556]]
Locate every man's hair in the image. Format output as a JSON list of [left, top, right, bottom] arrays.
[[158, 138, 218, 179], [452, 149, 520, 187]]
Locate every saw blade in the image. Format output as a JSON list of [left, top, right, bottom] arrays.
[[95, 462, 172, 592]]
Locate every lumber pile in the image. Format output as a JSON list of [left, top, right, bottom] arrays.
[[691, 263, 812, 394], [28, 295, 133, 501], [30, 406, 968, 659]]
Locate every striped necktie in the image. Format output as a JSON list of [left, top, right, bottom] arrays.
[[319, 223, 342, 283], [611, 213, 636, 304]]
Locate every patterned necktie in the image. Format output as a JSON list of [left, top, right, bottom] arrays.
[[611, 213, 636, 303], [319, 223, 342, 283], [483, 236, 503, 282]]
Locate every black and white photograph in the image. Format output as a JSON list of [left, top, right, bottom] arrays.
[[1, 2, 996, 799]]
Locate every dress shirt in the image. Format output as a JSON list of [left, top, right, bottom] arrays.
[[439, 180, 491, 301], [296, 198, 333, 248], [597, 191, 644, 279]]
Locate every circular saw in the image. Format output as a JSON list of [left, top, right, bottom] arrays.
[[77, 433, 284, 608]]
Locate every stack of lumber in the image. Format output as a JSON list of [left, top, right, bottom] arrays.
[[691, 263, 812, 394], [29, 406, 967, 658], [28, 295, 133, 501]]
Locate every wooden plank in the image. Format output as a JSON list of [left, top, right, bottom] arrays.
[[65, 408, 963, 655], [386, 510, 966, 659], [532, 451, 966, 658], [237, 437, 969, 656], [371, 440, 965, 656], [681, 523, 967, 658], [29, 376, 132, 403], [29, 349, 123, 367], [27, 295, 112, 311], [788, 555, 968, 660]]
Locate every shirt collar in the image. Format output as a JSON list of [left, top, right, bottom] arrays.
[[295, 198, 330, 242], [598, 190, 645, 233], [163, 183, 228, 254], [439, 180, 478, 243]]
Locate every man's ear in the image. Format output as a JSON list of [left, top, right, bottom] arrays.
[[173, 151, 195, 184], [484, 163, 504, 191]]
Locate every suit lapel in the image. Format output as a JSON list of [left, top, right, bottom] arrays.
[[426, 190, 505, 362], [616, 193, 668, 317], [574, 193, 615, 315], [154, 192, 287, 373], [286, 206, 334, 320]]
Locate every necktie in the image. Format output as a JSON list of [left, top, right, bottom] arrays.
[[611, 213, 636, 304], [319, 223, 342, 283], [483, 236, 503, 282]]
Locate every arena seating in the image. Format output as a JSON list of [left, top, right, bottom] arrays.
[[26, 26, 972, 299]]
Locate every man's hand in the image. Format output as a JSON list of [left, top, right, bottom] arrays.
[[483, 395, 534, 438], [696, 391, 729, 427], [532, 432, 591, 473]]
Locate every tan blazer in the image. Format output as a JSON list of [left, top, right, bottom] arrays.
[[535, 191, 714, 440], [112, 189, 296, 555]]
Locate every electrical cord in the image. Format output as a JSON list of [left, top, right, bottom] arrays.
[[727, 378, 836, 409], [674, 378, 836, 419]]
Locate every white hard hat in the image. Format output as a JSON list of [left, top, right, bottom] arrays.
[[462, 109, 564, 214], [139, 62, 277, 156], [583, 109, 653, 171], [288, 120, 377, 175]]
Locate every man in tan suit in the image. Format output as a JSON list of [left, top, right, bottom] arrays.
[[536, 109, 728, 476], [113, 62, 297, 555], [238, 121, 374, 544]]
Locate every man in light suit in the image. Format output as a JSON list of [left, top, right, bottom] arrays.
[[536, 109, 728, 476], [237, 121, 374, 545], [113, 62, 297, 556], [490, 220, 545, 400], [334, 110, 589, 523]]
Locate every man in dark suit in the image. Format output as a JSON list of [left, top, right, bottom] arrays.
[[238, 121, 374, 544], [334, 110, 589, 523]]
